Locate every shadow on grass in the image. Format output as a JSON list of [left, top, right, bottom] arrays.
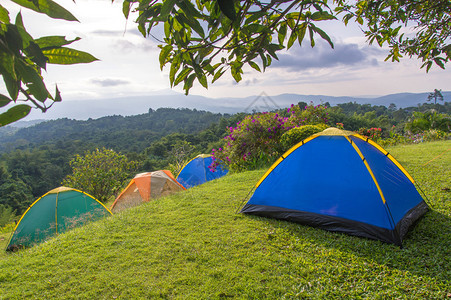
[[244, 208, 450, 283]]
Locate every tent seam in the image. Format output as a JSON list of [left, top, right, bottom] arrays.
[[347, 136, 398, 231]]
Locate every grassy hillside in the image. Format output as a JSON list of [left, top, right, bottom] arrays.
[[0, 141, 449, 299]]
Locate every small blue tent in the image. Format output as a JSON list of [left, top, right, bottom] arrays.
[[241, 128, 428, 246], [176, 154, 228, 188]]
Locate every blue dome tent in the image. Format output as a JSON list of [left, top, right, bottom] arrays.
[[240, 128, 428, 246], [176, 154, 228, 188]]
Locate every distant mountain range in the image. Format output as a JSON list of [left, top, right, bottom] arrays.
[[20, 91, 450, 123]]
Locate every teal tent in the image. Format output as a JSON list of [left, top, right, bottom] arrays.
[[6, 187, 111, 251], [241, 128, 428, 246]]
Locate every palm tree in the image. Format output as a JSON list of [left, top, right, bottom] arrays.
[[427, 89, 444, 104]]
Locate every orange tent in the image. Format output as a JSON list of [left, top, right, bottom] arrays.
[[110, 170, 185, 212]]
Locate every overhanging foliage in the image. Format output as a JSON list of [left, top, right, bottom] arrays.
[[0, 0, 98, 127]]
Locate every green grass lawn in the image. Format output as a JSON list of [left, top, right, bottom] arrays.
[[0, 140, 449, 299]]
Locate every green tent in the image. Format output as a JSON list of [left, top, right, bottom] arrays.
[[6, 187, 111, 251]]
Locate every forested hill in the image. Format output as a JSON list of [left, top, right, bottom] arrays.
[[0, 108, 231, 153]]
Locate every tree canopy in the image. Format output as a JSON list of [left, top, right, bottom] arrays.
[[0, 0, 98, 127], [1, 0, 449, 125], [123, 0, 450, 93], [62, 148, 138, 203]]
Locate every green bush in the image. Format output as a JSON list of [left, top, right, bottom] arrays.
[[62, 148, 138, 203], [0, 204, 16, 227], [280, 125, 324, 151], [405, 110, 451, 133]]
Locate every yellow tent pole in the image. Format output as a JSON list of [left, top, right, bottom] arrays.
[[345, 136, 387, 204], [353, 134, 415, 183], [345, 136, 398, 230], [5, 192, 49, 251]]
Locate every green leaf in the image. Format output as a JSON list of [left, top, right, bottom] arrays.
[[310, 24, 334, 49], [169, 56, 182, 87], [138, 23, 146, 37], [25, 41, 48, 69], [217, 0, 237, 21], [297, 23, 307, 47], [0, 104, 31, 127], [177, 13, 205, 38], [434, 58, 445, 69], [159, 45, 173, 70], [42, 47, 98, 64], [248, 61, 261, 72], [193, 65, 208, 88], [174, 67, 193, 86], [14, 11, 33, 45], [0, 48, 17, 80], [266, 54, 272, 66], [231, 62, 243, 82], [164, 19, 172, 39], [54, 85, 61, 102], [10, 0, 78, 22], [122, 0, 132, 19], [356, 16, 363, 25], [309, 26, 315, 47], [0, 46, 19, 100], [160, 0, 178, 19], [310, 11, 336, 21], [245, 11, 265, 25], [15, 60, 49, 101], [177, 0, 203, 19], [265, 44, 282, 60], [278, 23, 287, 45], [203, 61, 215, 74], [245, 23, 266, 35], [443, 45, 451, 58], [0, 94, 12, 108], [287, 30, 298, 49], [2, 73, 19, 101], [183, 74, 196, 95], [35, 36, 81, 49], [259, 51, 267, 70], [5, 24, 23, 55], [0, 4, 10, 23], [212, 67, 225, 83]]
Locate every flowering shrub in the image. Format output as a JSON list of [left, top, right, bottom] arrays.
[[336, 123, 344, 129], [423, 129, 449, 141], [280, 125, 324, 151], [379, 129, 449, 147], [407, 129, 450, 143], [210, 103, 329, 172], [358, 127, 382, 140], [210, 112, 293, 171]]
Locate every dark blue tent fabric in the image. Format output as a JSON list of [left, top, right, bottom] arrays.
[[241, 129, 428, 246], [349, 136, 425, 226], [177, 155, 228, 188]]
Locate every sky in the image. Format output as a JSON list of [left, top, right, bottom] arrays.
[[2, 0, 451, 105]]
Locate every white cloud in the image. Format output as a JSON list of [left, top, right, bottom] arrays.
[[1, 0, 450, 105]]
